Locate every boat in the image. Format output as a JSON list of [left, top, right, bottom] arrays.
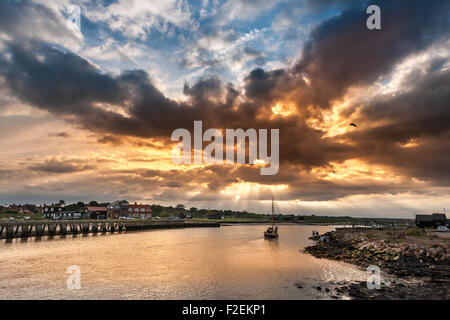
[[264, 196, 279, 238]]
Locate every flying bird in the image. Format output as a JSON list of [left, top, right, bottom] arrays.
[[349, 123, 358, 128]]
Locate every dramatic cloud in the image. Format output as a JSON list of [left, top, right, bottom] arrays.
[[0, 0, 449, 216], [29, 158, 95, 174]]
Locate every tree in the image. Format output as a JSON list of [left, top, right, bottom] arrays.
[[88, 200, 99, 206]]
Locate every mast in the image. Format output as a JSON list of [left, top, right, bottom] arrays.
[[271, 196, 274, 228]]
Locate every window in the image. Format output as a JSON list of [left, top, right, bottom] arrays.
[[128, 208, 132, 212], [141, 208, 145, 212], [135, 208, 138, 212]]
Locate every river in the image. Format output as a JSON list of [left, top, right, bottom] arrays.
[[0, 224, 368, 299]]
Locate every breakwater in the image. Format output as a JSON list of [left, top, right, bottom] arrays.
[[0, 219, 219, 239], [304, 228, 450, 299]]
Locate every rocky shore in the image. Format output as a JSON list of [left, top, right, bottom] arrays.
[[304, 228, 450, 299]]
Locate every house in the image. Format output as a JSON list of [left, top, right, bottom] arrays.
[[208, 211, 223, 219], [432, 213, 447, 226], [86, 206, 107, 219], [107, 200, 129, 219], [44, 211, 83, 220], [107, 200, 152, 219], [43, 203, 65, 219], [35, 205, 44, 214], [127, 203, 152, 219], [415, 213, 447, 228], [7, 204, 22, 213]]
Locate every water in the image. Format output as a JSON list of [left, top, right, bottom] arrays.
[[0, 224, 368, 299]]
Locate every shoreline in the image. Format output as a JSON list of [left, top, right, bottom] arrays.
[[303, 228, 449, 299]]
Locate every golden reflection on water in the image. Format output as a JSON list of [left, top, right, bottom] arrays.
[[0, 225, 367, 299]]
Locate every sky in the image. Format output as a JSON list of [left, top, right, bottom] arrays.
[[0, 0, 449, 218]]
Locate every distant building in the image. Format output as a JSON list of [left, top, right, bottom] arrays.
[[87, 206, 107, 219], [415, 213, 447, 228], [107, 200, 152, 219], [278, 214, 295, 221], [208, 211, 223, 219], [43, 203, 65, 219], [107, 200, 129, 219], [128, 203, 152, 219], [44, 211, 83, 220], [1, 204, 43, 214]]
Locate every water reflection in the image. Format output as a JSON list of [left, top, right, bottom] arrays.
[[0, 225, 367, 300]]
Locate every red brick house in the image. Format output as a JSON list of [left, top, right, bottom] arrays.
[[107, 200, 152, 219], [128, 203, 152, 219]]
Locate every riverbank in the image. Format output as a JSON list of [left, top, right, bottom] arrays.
[[304, 228, 450, 299]]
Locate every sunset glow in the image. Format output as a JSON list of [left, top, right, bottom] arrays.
[[0, 0, 448, 218]]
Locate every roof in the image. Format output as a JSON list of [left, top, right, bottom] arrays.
[[128, 204, 152, 212], [111, 200, 128, 205], [416, 214, 447, 222], [432, 213, 447, 220], [415, 215, 434, 221], [86, 206, 107, 211]]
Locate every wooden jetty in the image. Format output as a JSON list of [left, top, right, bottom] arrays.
[[0, 219, 219, 239]]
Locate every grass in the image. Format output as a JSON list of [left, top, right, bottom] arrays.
[[191, 217, 271, 222], [365, 231, 376, 239], [406, 228, 423, 236], [0, 213, 44, 221]]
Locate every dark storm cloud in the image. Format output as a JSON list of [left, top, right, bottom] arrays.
[[29, 159, 95, 174], [0, 0, 449, 199], [304, 0, 364, 12], [97, 135, 124, 145], [293, 0, 450, 108], [0, 0, 78, 44]]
